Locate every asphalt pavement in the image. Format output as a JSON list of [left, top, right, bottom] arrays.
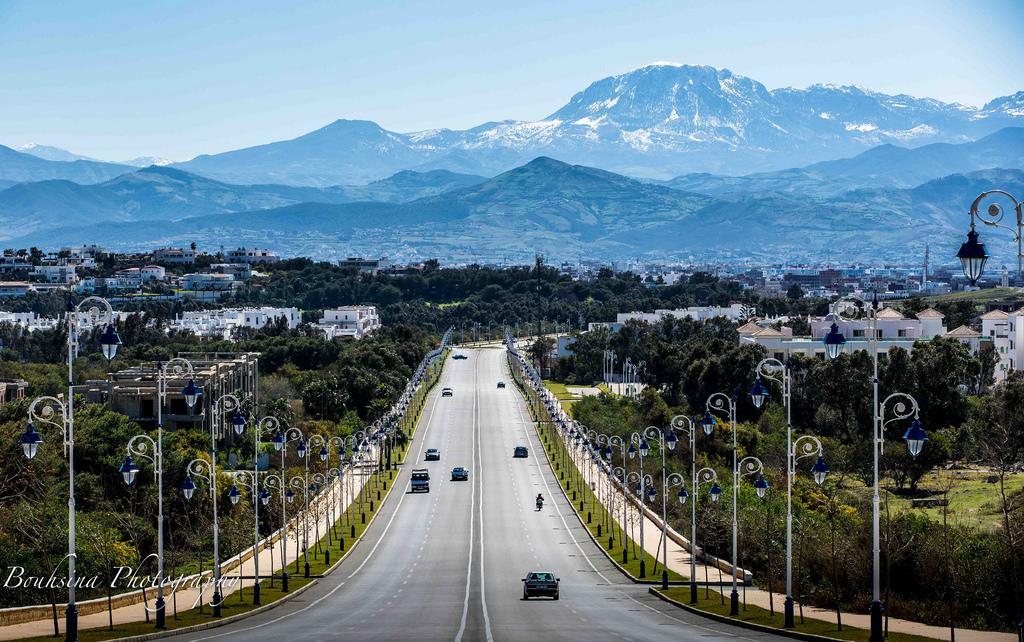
[[165, 347, 788, 642]]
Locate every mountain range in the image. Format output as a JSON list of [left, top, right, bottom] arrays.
[[8, 154, 1022, 265], [169, 64, 1024, 185]]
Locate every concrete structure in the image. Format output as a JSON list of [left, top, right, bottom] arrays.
[[338, 256, 389, 274], [170, 307, 300, 339], [980, 308, 1024, 382], [318, 305, 380, 339], [226, 247, 279, 264], [152, 247, 197, 265], [0, 379, 27, 404], [0, 254, 32, 272], [0, 311, 58, 332], [98, 352, 259, 433], [0, 282, 32, 297], [209, 263, 253, 279]]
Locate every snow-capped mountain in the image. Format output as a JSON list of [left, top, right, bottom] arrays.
[[172, 64, 1024, 185], [122, 156, 174, 167], [16, 143, 98, 162]]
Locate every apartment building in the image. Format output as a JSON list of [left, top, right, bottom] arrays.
[[318, 305, 380, 340], [152, 247, 197, 265], [980, 308, 1024, 382], [226, 247, 279, 265], [170, 307, 300, 339]]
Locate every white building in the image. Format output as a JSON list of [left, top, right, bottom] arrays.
[[0, 311, 57, 332], [980, 308, 1024, 382], [318, 305, 380, 340], [226, 247, 279, 265], [616, 304, 751, 326], [0, 254, 32, 272], [31, 264, 78, 284], [741, 307, 948, 361], [152, 247, 197, 265], [182, 273, 237, 292], [209, 263, 252, 279], [170, 307, 300, 339], [140, 265, 166, 281], [338, 257, 389, 274]]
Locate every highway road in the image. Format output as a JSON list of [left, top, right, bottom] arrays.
[[167, 347, 787, 642]]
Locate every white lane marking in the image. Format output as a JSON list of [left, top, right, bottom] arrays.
[[508, 366, 755, 639], [186, 362, 448, 642], [475, 350, 493, 640], [455, 354, 485, 642]]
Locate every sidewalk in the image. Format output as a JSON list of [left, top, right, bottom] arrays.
[[0, 456, 380, 640], [535, 384, 1015, 642]]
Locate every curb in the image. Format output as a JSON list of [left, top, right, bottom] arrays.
[[648, 587, 846, 642]]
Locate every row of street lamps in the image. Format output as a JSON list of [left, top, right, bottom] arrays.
[[19, 297, 449, 642], [507, 322, 926, 642]]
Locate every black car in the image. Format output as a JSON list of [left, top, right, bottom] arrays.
[[451, 467, 469, 481], [425, 448, 441, 461], [497, 381, 506, 389], [522, 572, 559, 600], [513, 446, 529, 458], [452, 354, 468, 360]]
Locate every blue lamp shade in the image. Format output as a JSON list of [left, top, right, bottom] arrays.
[[230, 412, 246, 436], [259, 488, 271, 506], [824, 323, 846, 360], [748, 377, 770, 409], [811, 456, 830, 486], [309, 483, 318, 494], [271, 430, 284, 452], [602, 446, 612, 461], [319, 446, 329, 462], [228, 484, 241, 506], [677, 487, 689, 505], [754, 474, 769, 499], [181, 380, 201, 409], [297, 440, 308, 459], [645, 485, 657, 503], [639, 439, 650, 457], [709, 482, 723, 502], [119, 455, 140, 485], [627, 443, 637, 460], [99, 323, 122, 361], [903, 419, 928, 458], [286, 489, 295, 503], [180, 476, 197, 501], [20, 423, 42, 460], [666, 431, 678, 451], [956, 228, 989, 285], [700, 411, 716, 436]]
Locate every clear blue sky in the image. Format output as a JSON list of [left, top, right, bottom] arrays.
[[1, 0, 1021, 161]]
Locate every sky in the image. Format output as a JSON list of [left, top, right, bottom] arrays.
[[0, 0, 1022, 161]]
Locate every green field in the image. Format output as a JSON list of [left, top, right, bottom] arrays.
[[922, 287, 1022, 304]]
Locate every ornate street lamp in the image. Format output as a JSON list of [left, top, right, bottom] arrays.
[[957, 190, 1022, 284]]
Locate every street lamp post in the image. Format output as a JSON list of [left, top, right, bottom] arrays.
[[299, 434, 326, 578], [671, 414, 713, 602], [627, 429, 655, 578], [751, 358, 830, 628], [705, 392, 750, 615], [269, 426, 303, 592], [956, 189, 1023, 283], [19, 296, 121, 642], [181, 457, 229, 616], [690, 466, 720, 604], [642, 425, 679, 590], [824, 296, 928, 642], [244, 415, 280, 605]]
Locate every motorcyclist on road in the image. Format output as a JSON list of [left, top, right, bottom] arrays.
[[536, 493, 544, 508]]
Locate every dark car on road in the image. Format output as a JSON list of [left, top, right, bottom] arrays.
[[497, 381, 506, 389], [451, 467, 469, 481], [522, 572, 559, 600], [425, 448, 441, 461], [513, 446, 529, 458], [441, 387, 454, 397], [452, 354, 468, 360], [411, 469, 430, 493]]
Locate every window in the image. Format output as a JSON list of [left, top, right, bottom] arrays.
[[853, 329, 865, 337], [898, 329, 908, 338]]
